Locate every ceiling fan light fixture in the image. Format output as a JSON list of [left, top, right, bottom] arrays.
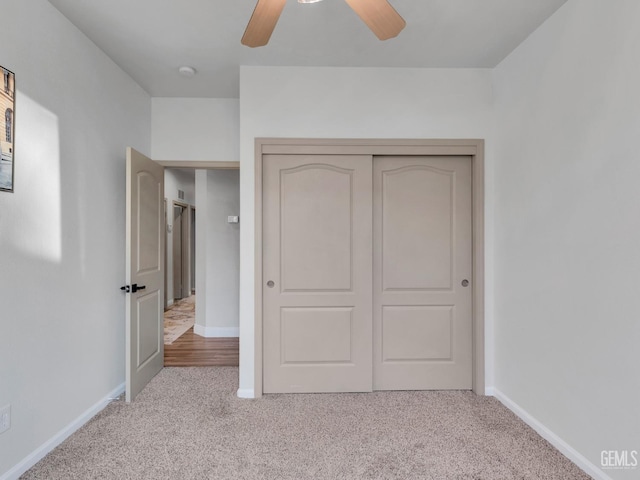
[[242, 0, 404, 47]]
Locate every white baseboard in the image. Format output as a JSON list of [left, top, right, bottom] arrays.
[[193, 324, 239, 338], [489, 388, 612, 480], [1, 382, 125, 480], [237, 388, 256, 399]]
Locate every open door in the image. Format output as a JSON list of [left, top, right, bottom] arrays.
[[172, 203, 189, 300], [124, 147, 165, 402]]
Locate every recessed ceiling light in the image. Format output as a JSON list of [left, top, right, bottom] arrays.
[[178, 66, 197, 77]]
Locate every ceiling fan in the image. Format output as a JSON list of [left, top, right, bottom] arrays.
[[242, 0, 406, 48]]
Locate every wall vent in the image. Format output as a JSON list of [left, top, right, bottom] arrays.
[[178, 189, 185, 200]]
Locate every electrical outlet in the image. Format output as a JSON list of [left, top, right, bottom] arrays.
[[0, 405, 11, 434]]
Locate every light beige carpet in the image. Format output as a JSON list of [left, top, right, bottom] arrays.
[[21, 368, 591, 480], [164, 296, 195, 344]]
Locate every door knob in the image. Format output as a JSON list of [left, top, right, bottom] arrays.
[[461, 279, 469, 287], [266, 280, 275, 288], [119, 283, 146, 293]]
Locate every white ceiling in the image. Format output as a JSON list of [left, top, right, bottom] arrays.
[[48, 0, 567, 98]]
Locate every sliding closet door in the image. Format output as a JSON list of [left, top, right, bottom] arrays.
[[373, 156, 473, 390], [263, 155, 373, 393]]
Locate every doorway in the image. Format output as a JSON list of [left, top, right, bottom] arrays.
[[172, 201, 190, 301], [125, 153, 240, 400], [162, 165, 240, 367], [190, 205, 196, 295], [163, 168, 196, 350]]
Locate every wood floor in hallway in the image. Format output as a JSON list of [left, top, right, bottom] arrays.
[[164, 327, 239, 367]]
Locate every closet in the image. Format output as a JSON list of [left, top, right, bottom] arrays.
[[262, 152, 473, 394]]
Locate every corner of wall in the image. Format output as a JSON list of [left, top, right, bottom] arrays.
[[489, 388, 612, 480]]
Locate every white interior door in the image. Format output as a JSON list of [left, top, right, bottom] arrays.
[[263, 154, 373, 393], [373, 156, 473, 390], [125, 147, 165, 402]]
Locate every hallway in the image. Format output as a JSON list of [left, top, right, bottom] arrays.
[[164, 297, 239, 367]]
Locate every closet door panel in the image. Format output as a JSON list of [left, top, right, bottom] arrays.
[[373, 156, 473, 390], [263, 155, 373, 393]]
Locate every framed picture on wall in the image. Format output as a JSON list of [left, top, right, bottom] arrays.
[[1, 65, 15, 192]]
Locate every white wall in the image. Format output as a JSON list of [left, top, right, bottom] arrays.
[[238, 66, 495, 396], [164, 168, 195, 303], [151, 98, 239, 161], [165, 169, 196, 206], [492, 1, 640, 478], [194, 169, 240, 337], [0, 1, 150, 477], [195, 170, 208, 331]]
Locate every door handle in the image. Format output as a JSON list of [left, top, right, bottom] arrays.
[[266, 280, 275, 288], [120, 283, 146, 293]]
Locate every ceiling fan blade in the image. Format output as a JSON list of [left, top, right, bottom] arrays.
[[241, 0, 287, 48], [344, 0, 406, 40]]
